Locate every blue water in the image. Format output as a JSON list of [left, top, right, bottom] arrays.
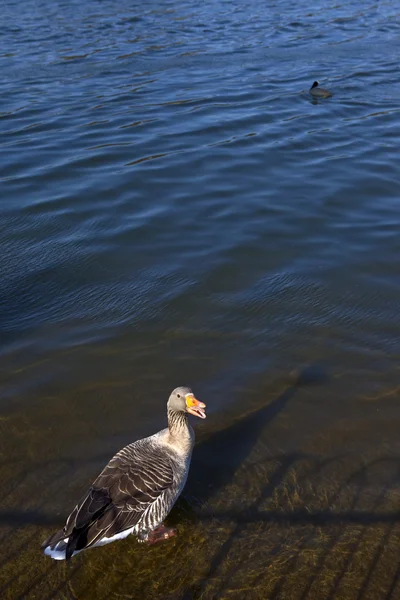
[[2, 1, 399, 407], [1, 1, 400, 595]]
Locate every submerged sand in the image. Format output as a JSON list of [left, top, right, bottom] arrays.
[[1, 368, 400, 600]]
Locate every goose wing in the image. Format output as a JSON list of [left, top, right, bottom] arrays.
[[44, 441, 174, 559]]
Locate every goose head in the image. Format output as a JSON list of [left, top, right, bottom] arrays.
[[168, 386, 206, 419]]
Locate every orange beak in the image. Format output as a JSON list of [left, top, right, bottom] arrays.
[[185, 393, 206, 419]]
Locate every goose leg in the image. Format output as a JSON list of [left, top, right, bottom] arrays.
[[146, 524, 176, 545]]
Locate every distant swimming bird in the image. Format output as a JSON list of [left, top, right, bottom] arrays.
[[42, 387, 206, 560], [309, 81, 332, 98]]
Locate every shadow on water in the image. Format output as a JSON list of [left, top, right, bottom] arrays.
[[185, 379, 296, 507], [0, 364, 321, 599], [177, 453, 400, 600], [257, 456, 400, 600], [1, 366, 400, 600], [165, 365, 400, 600], [175, 364, 328, 512], [168, 364, 328, 598], [0, 453, 111, 600]]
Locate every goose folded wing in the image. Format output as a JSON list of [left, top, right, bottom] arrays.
[[64, 445, 174, 546]]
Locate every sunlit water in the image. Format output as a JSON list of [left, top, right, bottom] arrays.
[[1, 0, 399, 597]]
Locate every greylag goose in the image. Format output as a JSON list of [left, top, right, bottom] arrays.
[[309, 81, 332, 98], [42, 386, 206, 560]]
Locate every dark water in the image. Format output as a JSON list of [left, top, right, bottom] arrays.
[[1, 0, 400, 598]]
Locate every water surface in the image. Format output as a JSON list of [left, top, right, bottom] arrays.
[[1, 0, 400, 598]]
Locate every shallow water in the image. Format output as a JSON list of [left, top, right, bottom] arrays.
[[1, 0, 400, 598]]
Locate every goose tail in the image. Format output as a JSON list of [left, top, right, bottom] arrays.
[[41, 530, 70, 561]]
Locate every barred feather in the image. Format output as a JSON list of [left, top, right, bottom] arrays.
[[42, 401, 196, 560]]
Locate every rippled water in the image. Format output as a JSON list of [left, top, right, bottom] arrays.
[[1, 0, 400, 598]]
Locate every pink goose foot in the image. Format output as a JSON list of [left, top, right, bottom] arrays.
[[146, 524, 176, 545]]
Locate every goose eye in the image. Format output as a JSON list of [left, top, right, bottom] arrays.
[[177, 394, 181, 398]]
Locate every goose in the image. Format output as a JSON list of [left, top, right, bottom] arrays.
[[42, 386, 206, 560], [309, 81, 332, 98]]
